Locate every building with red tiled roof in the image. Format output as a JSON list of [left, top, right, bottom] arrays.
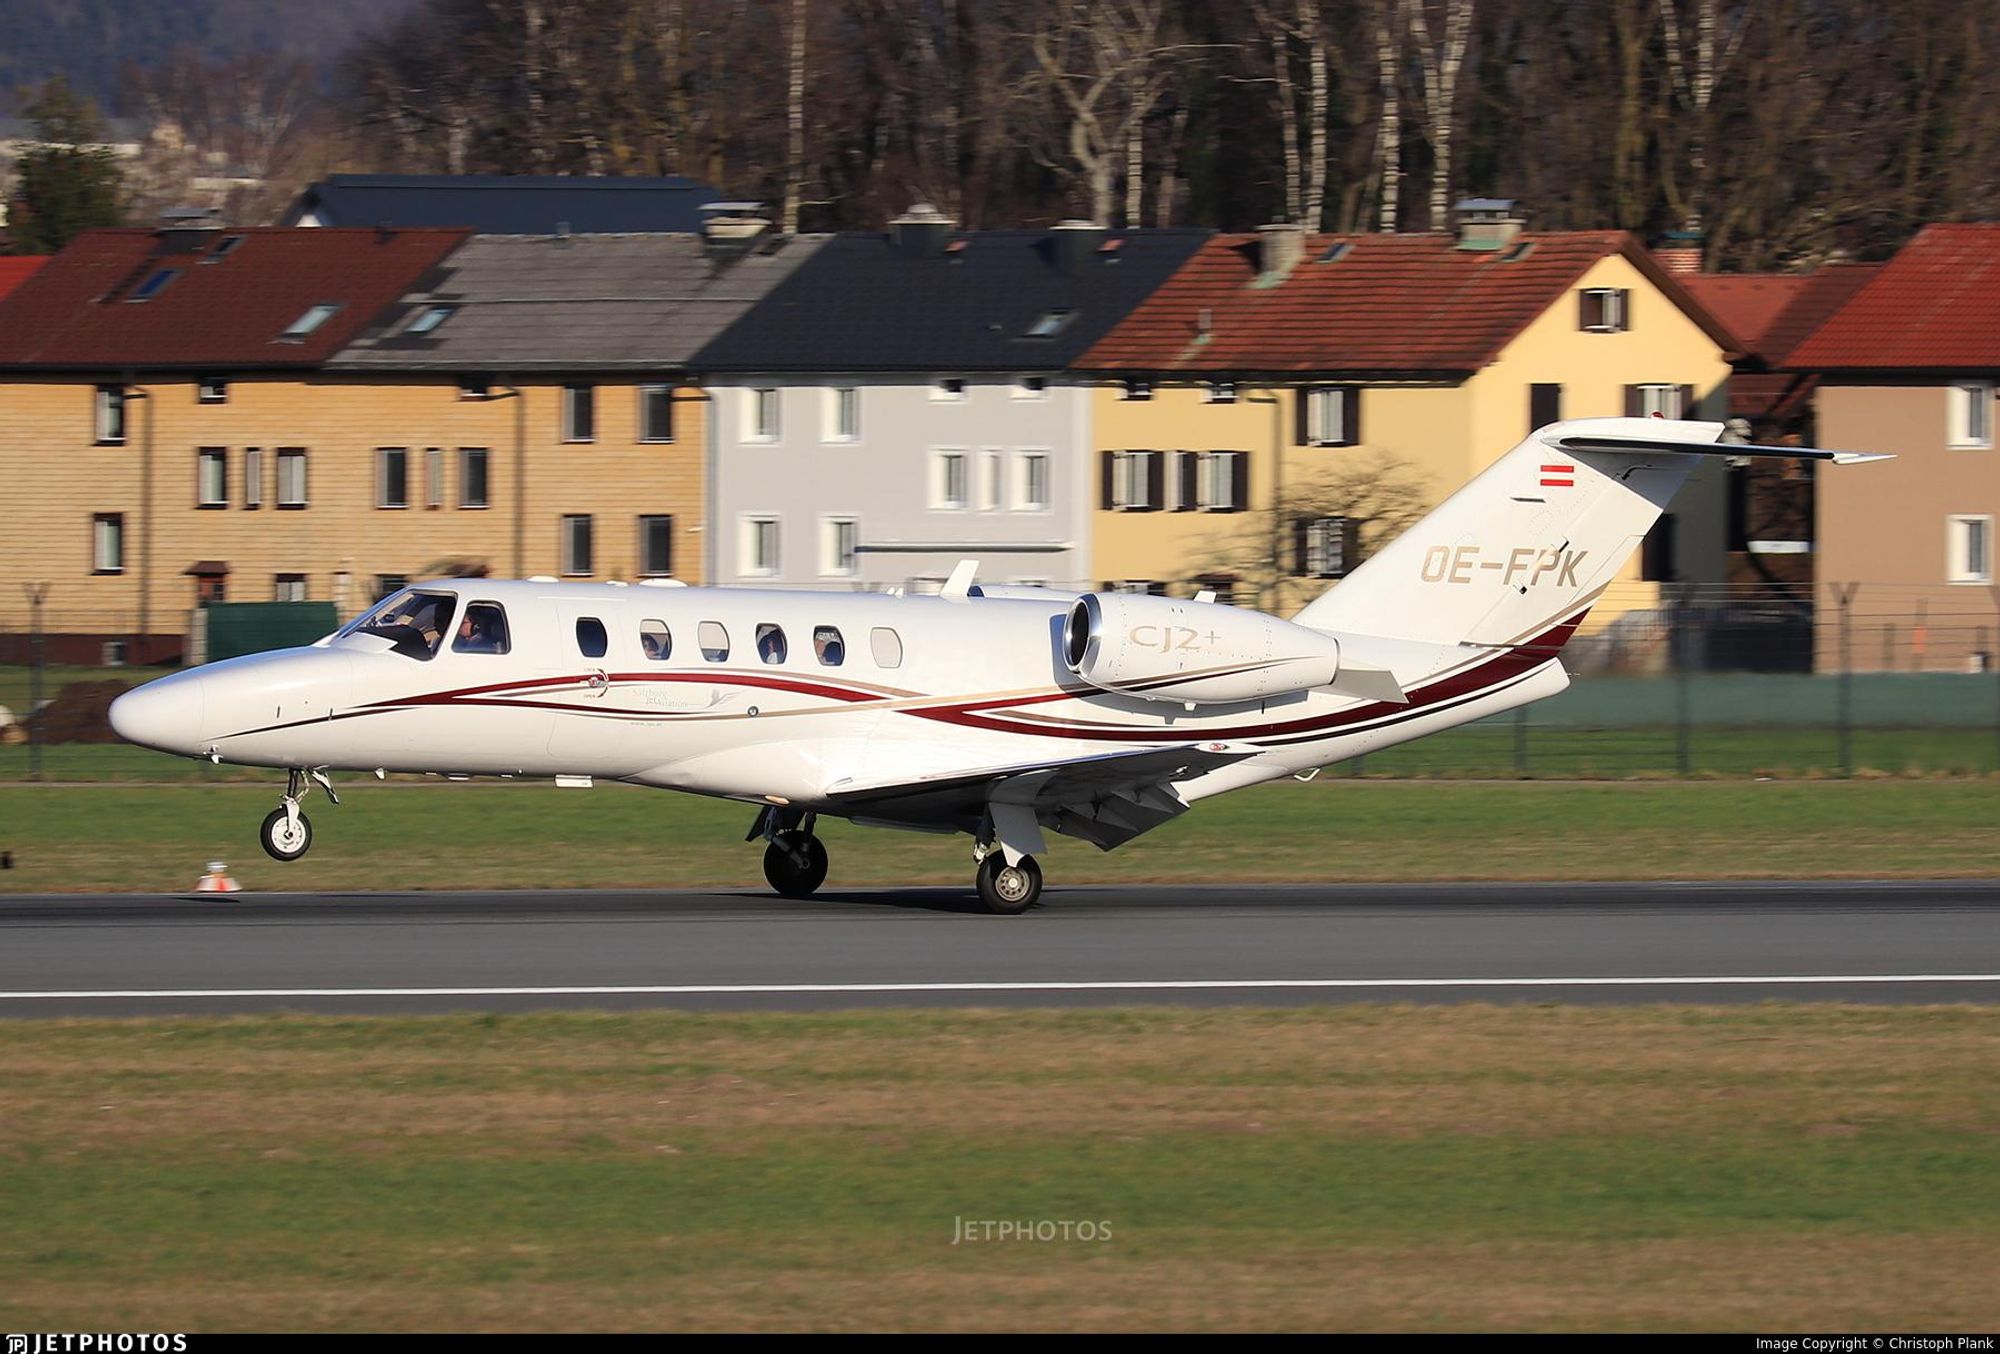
[[1779, 225, 2000, 672], [0, 219, 733, 663], [1072, 214, 1741, 623], [1678, 263, 1881, 597], [0, 226, 468, 369], [0, 255, 46, 303]]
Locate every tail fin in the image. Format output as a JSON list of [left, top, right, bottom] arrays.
[[1293, 417, 1887, 650]]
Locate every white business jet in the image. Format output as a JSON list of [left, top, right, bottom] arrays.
[[109, 418, 1882, 912]]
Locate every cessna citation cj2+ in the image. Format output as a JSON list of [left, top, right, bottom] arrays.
[[110, 418, 1883, 913]]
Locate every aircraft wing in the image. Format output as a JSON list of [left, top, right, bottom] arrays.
[[823, 742, 1262, 850]]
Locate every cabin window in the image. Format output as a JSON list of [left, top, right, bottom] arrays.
[[639, 620, 672, 660], [870, 626, 904, 669], [575, 617, 609, 659], [453, 602, 511, 655], [755, 623, 788, 664], [813, 626, 846, 666], [699, 621, 730, 662]]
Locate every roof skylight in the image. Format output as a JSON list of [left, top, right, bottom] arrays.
[[405, 305, 455, 336], [126, 268, 180, 302], [278, 303, 342, 341]]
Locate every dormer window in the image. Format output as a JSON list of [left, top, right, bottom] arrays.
[[279, 303, 341, 342], [127, 268, 179, 302], [405, 305, 455, 336], [1023, 309, 1076, 338]]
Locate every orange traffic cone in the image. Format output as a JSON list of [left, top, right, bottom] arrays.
[[195, 860, 242, 894]]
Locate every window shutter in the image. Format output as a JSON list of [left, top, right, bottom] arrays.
[[1145, 451, 1165, 512], [1293, 518, 1311, 576], [1101, 451, 1117, 509], [1294, 388, 1311, 445], [1345, 388, 1362, 445], [1624, 385, 1642, 418], [1679, 383, 1695, 419], [1578, 290, 1592, 330], [1176, 452, 1198, 511], [1340, 518, 1361, 576], [1618, 289, 1632, 330], [1229, 451, 1249, 510]]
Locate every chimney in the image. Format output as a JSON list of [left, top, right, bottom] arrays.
[[1654, 228, 1705, 275], [699, 201, 774, 258], [1452, 198, 1524, 251], [1052, 218, 1108, 274], [153, 205, 223, 253], [1257, 222, 1307, 284], [890, 202, 955, 259]]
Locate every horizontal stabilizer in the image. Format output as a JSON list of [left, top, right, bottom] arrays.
[[1548, 433, 1891, 466]]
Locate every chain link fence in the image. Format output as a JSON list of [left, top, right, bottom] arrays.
[[4, 584, 1998, 780]]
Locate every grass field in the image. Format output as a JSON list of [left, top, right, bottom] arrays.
[[3, 778, 1999, 893], [1, 1005, 1995, 1331]]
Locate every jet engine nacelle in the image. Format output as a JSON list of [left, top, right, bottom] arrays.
[[1061, 592, 1341, 705]]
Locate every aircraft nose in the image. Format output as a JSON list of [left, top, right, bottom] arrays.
[[108, 672, 206, 756]]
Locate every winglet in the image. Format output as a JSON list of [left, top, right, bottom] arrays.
[[939, 559, 979, 602]]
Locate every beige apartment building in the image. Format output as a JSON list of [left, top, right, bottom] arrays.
[[0, 222, 818, 662], [1074, 208, 1740, 621]]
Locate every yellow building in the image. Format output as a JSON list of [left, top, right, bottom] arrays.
[[1074, 213, 1740, 619], [0, 223, 821, 661]]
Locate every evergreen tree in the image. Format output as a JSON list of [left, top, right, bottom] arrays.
[[6, 77, 125, 254]]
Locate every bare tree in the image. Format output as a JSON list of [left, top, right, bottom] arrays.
[[1024, 0, 1181, 225], [1657, 0, 1754, 236], [1250, 0, 1331, 226], [1403, 0, 1474, 230], [1373, 0, 1403, 231], [1196, 449, 1434, 612]]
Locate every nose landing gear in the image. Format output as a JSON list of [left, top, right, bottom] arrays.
[[260, 767, 337, 862]]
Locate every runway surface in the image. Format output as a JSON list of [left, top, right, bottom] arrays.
[[0, 880, 1997, 1015]]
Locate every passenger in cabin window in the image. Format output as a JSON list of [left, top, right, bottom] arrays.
[[757, 625, 787, 664], [813, 626, 844, 666], [641, 631, 664, 660]]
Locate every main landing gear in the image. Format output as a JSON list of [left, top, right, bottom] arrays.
[[974, 852, 1042, 915], [261, 767, 337, 861], [751, 806, 828, 898]]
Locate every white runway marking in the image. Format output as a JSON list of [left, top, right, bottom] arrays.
[[4, 974, 2000, 1000]]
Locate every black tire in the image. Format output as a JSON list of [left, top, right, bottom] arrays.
[[763, 831, 829, 898], [260, 806, 313, 861], [976, 854, 1042, 914]]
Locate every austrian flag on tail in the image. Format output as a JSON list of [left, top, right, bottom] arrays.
[[1539, 462, 1575, 488]]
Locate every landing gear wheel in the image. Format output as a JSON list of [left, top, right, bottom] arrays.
[[976, 854, 1042, 915], [260, 806, 313, 862], [763, 831, 828, 898]]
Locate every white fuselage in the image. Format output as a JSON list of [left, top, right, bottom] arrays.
[[110, 578, 1571, 827]]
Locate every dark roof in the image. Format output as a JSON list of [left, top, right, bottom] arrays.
[[282, 174, 725, 234], [1785, 226, 2000, 371], [331, 231, 832, 372], [0, 256, 46, 302], [0, 227, 470, 370], [691, 227, 1213, 372], [1078, 230, 1740, 375]]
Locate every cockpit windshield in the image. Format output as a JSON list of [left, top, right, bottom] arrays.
[[339, 588, 458, 660]]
